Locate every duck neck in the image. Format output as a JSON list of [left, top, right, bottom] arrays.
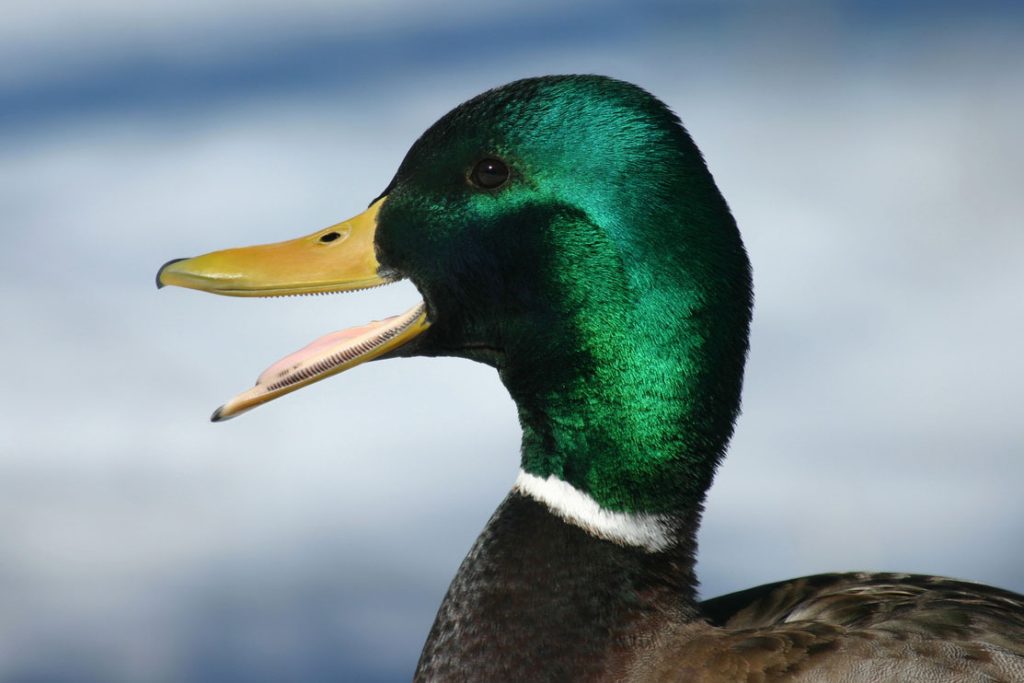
[[501, 271, 749, 531]]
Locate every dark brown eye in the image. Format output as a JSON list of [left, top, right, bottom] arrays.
[[471, 158, 509, 189]]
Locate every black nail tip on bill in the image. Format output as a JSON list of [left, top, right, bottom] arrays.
[[156, 257, 189, 289]]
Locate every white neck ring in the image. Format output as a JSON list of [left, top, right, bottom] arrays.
[[512, 469, 675, 553]]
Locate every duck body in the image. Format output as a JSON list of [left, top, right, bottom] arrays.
[[158, 75, 1024, 681]]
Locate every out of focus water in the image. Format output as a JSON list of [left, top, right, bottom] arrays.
[[2, 2, 1023, 680]]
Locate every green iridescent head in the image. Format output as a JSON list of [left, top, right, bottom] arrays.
[[377, 76, 752, 513], [159, 75, 752, 515]]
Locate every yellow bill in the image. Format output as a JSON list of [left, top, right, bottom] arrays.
[[156, 197, 430, 421]]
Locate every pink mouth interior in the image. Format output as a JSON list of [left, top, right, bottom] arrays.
[[255, 316, 399, 389], [213, 301, 426, 422]]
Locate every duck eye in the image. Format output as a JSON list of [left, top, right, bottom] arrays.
[[471, 158, 509, 190]]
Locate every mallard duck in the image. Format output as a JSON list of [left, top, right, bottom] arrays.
[[157, 76, 1024, 681]]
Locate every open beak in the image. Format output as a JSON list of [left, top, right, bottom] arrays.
[[157, 197, 430, 421]]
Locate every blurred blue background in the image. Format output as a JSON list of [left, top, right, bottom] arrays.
[[2, 1, 1023, 680]]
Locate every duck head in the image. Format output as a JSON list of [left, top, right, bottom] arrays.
[[159, 75, 752, 514]]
